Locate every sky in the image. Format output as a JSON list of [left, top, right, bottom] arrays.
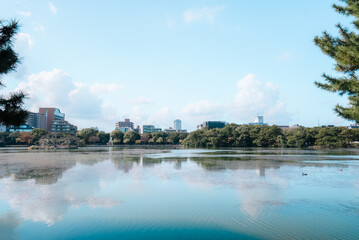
[[0, 0, 355, 132]]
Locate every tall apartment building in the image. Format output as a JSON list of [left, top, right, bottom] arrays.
[[174, 119, 181, 130], [26, 112, 45, 129], [116, 119, 134, 129], [39, 108, 65, 132]]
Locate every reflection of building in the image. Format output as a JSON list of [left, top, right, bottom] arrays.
[[39, 108, 65, 132], [256, 166, 265, 177], [51, 119, 77, 133], [197, 121, 227, 130], [174, 119, 181, 130], [116, 119, 134, 129], [142, 125, 162, 134]]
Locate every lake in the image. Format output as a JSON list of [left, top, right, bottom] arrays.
[[0, 147, 358, 239]]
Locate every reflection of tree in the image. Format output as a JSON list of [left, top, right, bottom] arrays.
[[110, 155, 139, 173], [0, 151, 110, 184]]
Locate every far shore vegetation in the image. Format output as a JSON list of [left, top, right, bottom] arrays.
[[2, 124, 359, 149]]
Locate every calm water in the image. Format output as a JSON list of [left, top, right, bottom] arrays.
[[0, 147, 358, 239]]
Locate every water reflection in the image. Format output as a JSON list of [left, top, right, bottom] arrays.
[[0, 148, 358, 239]]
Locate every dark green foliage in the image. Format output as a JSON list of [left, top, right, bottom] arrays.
[[30, 128, 48, 142], [111, 129, 124, 144], [123, 131, 140, 144], [283, 127, 317, 148], [77, 128, 99, 144], [0, 19, 28, 126], [97, 131, 110, 145], [183, 124, 359, 148], [314, 1, 359, 122]]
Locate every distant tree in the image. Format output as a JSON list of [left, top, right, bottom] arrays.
[[88, 135, 100, 144], [314, 1, 359, 122], [123, 131, 140, 144], [0, 19, 28, 126], [139, 133, 150, 144], [97, 131, 110, 145], [20, 132, 33, 144], [78, 128, 98, 144], [30, 128, 48, 142], [8, 131, 20, 144], [111, 129, 124, 144], [156, 137, 164, 144]]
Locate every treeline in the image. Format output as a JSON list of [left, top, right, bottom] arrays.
[[2, 125, 358, 148], [110, 129, 188, 145], [0, 129, 48, 146], [182, 124, 359, 148], [0, 128, 188, 146]]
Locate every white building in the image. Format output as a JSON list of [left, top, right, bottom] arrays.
[[174, 119, 181, 130]]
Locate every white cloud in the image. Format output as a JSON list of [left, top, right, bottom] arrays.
[[232, 74, 288, 123], [127, 97, 151, 105], [181, 74, 289, 127], [49, 2, 57, 15], [15, 69, 125, 129], [89, 83, 124, 94], [184, 6, 223, 24], [15, 32, 34, 51], [182, 100, 221, 117], [18, 11, 31, 17]]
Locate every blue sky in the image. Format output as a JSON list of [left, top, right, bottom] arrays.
[[0, 0, 354, 131]]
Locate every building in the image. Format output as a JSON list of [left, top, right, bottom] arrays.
[[134, 126, 141, 134], [348, 123, 359, 129], [164, 128, 177, 133], [8, 124, 34, 132], [142, 125, 162, 134], [39, 108, 65, 132], [197, 121, 227, 130], [117, 127, 133, 133], [174, 119, 181, 130], [26, 112, 45, 129], [249, 115, 268, 126], [0, 124, 6, 132], [116, 119, 134, 129], [51, 119, 77, 133]]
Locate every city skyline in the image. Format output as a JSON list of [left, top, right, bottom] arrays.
[[0, 0, 354, 132]]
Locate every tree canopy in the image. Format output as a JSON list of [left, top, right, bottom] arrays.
[[314, 0, 359, 122], [0, 19, 28, 126]]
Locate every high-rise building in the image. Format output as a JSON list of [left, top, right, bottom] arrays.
[[116, 119, 134, 129], [39, 108, 65, 132], [249, 115, 268, 126], [174, 119, 181, 130], [26, 112, 45, 129]]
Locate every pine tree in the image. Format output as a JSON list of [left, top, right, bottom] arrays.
[[0, 19, 28, 126], [314, 0, 359, 122]]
